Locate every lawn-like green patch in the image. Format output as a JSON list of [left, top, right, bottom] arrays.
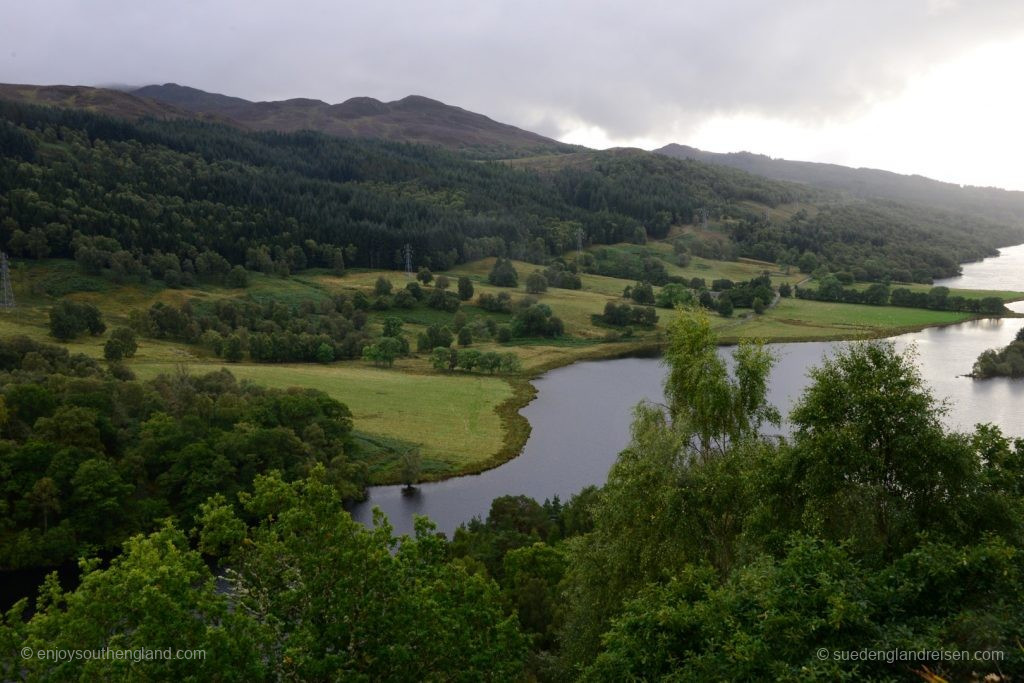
[[131, 361, 514, 482]]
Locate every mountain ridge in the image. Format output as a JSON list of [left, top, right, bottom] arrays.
[[0, 81, 575, 156], [132, 83, 573, 154], [655, 143, 1024, 226]]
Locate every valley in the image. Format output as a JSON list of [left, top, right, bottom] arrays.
[[1, 238, 1018, 485], [4, 69, 1024, 680]]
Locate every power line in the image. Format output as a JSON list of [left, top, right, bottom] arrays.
[[403, 243, 413, 278], [0, 252, 15, 309]]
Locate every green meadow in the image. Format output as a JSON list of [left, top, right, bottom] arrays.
[[3, 248, 1016, 482]]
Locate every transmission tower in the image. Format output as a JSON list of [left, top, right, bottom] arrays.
[[0, 252, 14, 309], [575, 228, 584, 259], [698, 207, 709, 230], [403, 243, 413, 278]]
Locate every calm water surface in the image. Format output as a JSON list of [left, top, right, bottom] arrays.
[[352, 248, 1024, 536]]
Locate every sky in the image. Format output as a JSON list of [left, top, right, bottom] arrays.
[[4, 0, 1024, 189]]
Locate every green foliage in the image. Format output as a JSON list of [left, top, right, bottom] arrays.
[[202, 469, 528, 680], [780, 341, 1019, 559], [477, 291, 513, 313], [526, 271, 548, 294], [598, 301, 657, 327], [430, 348, 520, 375], [457, 275, 474, 301], [400, 448, 422, 488], [224, 335, 244, 362], [587, 536, 1024, 681], [314, 342, 334, 364], [655, 282, 695, 308], [373, 275, 393, 296], [542, 261, 582, 289], [488, 258, 519, 287], [382, 316, 404, 338], [559, 311, 780, 668], [137, 294, 372, 363], [426, 287, 461, 312], [663, 307, 778, 458], [6, 472, 528, 680], [361, 336, 403, 367], [103, 327, 137, 361], [226, 264, 249, 288], [511, 302, 564, 338], [588, 247, 669, 285], [625, 280, 654, 304], [801, 280, 1005, 313], [716, 292, 734, 317], [503, 543, 567, 650], [1, 101, 1016, 288], [0, 340, 361, 570], [48, 301, 105, 341], [9, 523, 263, 681], [417, 323, 454, 352], [556, 327, 1024, 677], [974, 332, 1024, 378], [430, 346, 457, 371], [729, 201, 1022, 282]]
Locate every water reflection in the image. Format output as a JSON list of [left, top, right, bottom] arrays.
[[353, 250, 1024, 537]]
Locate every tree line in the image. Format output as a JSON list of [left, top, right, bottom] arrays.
[[0, 337, 364, 571], [973, 326, 1024, 378], [4, 99, 1013, 288], [2, 312, 1023, 679], [796, 278, 1006, 313], [0, 100, 804, 281]]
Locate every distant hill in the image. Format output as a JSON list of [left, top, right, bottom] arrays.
[[0, 82, 574, 157], [655, 143, 1024, 227], [0, 83, 203, 121], [2, 89, 1022, 282], [132, 83, 574, 156]]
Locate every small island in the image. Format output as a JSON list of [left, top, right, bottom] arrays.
[[973, 327, 1024, 378]]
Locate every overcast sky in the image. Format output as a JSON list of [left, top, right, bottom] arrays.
[[4, 1, 1024, 189]]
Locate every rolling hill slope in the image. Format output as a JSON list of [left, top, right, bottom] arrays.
[[655, 143, 1024, 227], [0, 82, 574, 157], [132, 83, 574, 156], [1, 91, 1022, 283], [0, 83, 201, 121]]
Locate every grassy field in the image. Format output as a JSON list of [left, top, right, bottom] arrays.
[[720, 298, 974, 341], [585, 241, 804, 285], [806, 278, 1024, 302], [5, 253, 1014, 483], [132, 359, 514, 483]]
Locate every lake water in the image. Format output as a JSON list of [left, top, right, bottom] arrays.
[[935, 242, 1024, 291], [352, 248, 1024, 537]]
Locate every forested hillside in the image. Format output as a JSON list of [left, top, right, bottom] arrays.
[[0, 337, 365, 571], [657, 142, 1024, 228], [1, 98, 1021, 285]]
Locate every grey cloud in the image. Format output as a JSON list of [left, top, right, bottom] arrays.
[[2, 0, 1023, 142]]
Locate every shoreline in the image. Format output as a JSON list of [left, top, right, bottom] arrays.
[[376, 307, 1019, 488]]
